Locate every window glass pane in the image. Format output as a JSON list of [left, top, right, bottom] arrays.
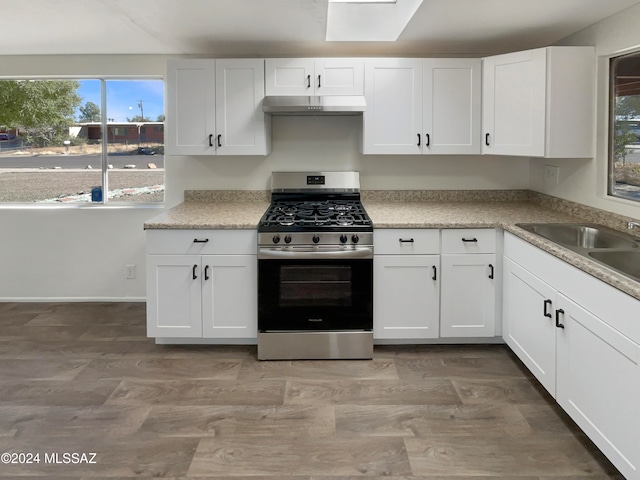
[[105, 79, 164, 203], [0, 79, 101, 203], [610, 52, 640, 202]]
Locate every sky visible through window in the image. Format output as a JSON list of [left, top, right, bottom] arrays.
[[76, 79, 164, 122]]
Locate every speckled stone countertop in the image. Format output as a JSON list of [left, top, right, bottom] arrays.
[[144, 189, 640, 301]]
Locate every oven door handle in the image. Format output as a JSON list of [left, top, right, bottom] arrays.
[[258, 247, 373, 260]]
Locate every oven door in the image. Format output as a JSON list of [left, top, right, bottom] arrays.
[[258, 248, 373, 331]]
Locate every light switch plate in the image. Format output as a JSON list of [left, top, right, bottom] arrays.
[[544, 165, 559, 185]]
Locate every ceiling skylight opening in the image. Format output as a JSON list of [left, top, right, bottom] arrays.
[[326, 0, 423, 42]]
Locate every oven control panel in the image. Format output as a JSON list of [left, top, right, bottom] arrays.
[[259, 232, 373, 247]]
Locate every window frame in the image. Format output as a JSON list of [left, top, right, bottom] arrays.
[[0, 75, 164, 208]]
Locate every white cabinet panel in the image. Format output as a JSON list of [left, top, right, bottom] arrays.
[[315, 58, 364, 95], [423, 58, 481, 154], [374, 254, 440, 339], [166, 60, 216, 156], [374, 229, 440, 255], [202, 255, 257, 338], [556, 294, 640, 480], [265, 58, 315, 96], [363, 58, 423, 155], [146, 255, 203, 337], [441, 228, 496, 254], [266, 58, 363, 96], [441, 254, 496, 337], [503, 257, 557, 395]]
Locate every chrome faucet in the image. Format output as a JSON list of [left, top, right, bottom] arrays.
[[628, 221, 640, 230]]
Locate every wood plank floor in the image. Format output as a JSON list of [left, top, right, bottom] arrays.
[[0, 302, 624, 479]]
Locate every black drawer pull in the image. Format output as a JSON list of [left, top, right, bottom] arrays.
[[417, 133, 421, 146], [432, 266, 437, 281], [555, 308, 565, 329], [543, 299, 552, 318], [425, 133, 430, 146], [217, 134, 222, 147], [209, 134, 213, 147], [462, 238, 478, 243], [307, 74, 311, 88], [485, 133, 490, 146], [318, 75, 321, 88], [193, 239, 209, 243], [488, 264, 494, 279], [399, 238, 414, 243], [192, 264, 198, 280], [204, 265, 210, 281]]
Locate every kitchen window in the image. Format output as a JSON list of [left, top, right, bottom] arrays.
[[610, 51, 640, 202], [0, 78, 164, 204]]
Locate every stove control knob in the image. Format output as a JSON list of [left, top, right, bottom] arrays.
[[351, 234, 360, 244], [312, 235, 320, 244], [272, 235, 281, 244], [284, 235, 292, 244], [340, 234, 348, 244]]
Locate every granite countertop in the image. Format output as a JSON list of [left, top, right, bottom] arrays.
[[144, 189, 640, 301]]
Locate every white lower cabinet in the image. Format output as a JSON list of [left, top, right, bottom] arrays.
[[146, 230, 257, 341], [503, 232, 640, 479]]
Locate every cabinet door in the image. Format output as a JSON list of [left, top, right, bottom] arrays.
[[315, 58, 364, 96], [482, 49, 546, 157], [440, 254, 496, 337], [166, 59, 216, 156], [363, 58, 423, 154], [503, 257, 557, 395], [374, 254, 439, 339], [146, 255, 202, 337], [265, 59, 315, 96], [423, 58, 481, 154], [201, 255, 257, 339], [215, 59, 269, 156], [556, 295, 640, 480]]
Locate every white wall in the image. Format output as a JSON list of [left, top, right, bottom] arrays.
[[0, 54, 531, 300], [534, 3, 640, 220]]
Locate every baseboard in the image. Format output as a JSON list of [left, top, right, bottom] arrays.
[[0, 297, 147, 303]]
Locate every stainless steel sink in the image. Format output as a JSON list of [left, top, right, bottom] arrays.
[[517, 223, 639, 249], [516, 222, 640, 283], [589, 251, 640, 282]]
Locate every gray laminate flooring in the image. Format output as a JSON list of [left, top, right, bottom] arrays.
[[0, 302, 623, 479]]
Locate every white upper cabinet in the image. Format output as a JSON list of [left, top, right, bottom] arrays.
[[363, 58, 423, 155], [482, 46, 595, 158], [362, 58, 481, 155], [423, 58, 482, 155], [265, 58, 364, 96], [166, 59, 270, 156]]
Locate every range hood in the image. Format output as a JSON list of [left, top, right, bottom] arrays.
[[262, 95, 366, 115]]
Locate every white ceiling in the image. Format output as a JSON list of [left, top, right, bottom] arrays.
[[3, 0, 640, 57]]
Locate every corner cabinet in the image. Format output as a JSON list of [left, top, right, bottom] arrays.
[[146, 229, 257, 341], [362, 58, 481, 155], [440, 229, 497, 337], [166, 59, 270, 156], [373, 229, 440, 339], [503, 232, 640, 480], [265, 58, 364, 96], [482, 46, 594, 158]]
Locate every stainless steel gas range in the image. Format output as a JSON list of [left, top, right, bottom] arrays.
[[257, 171, 373, 360]]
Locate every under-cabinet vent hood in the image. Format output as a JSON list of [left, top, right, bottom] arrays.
[[262, 95, 366, 115]]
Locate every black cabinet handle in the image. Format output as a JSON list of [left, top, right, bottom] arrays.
[[488, 264, 494, 279], [555, 308, 565, 329], [209, 134, 213, 147], [485, 133, 490, 146], [432, 266, 437, 281], [462, 238, 478, 243], [307, 75, 311, 88], [217, 134, 222, 147], [543, 299, 552, 318], [318, 75, 321, 88], [417, 133, 421, 146], [425, 133, 430, 146], [193, 238, 209, 243], [192, 264, 198, 280], [399, 238, 414, 243], [204, 265, 210, 281]]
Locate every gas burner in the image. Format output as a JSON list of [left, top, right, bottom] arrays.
[[336, 214, 354, 226], [277, 215, 296, 226], [332, 204, 353, 212], [277, 205, 298, 215]]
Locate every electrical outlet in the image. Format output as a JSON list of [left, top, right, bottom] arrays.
[[126, 265, 136, 279], [544, 165, 560, 185]]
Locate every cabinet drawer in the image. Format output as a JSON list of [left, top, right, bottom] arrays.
[[441, 229, 496, 254], [147, 229, 257, 255], [374, 229, 440, 255]]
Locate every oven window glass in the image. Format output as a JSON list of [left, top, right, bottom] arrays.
[[279, 265, 352, 307]]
